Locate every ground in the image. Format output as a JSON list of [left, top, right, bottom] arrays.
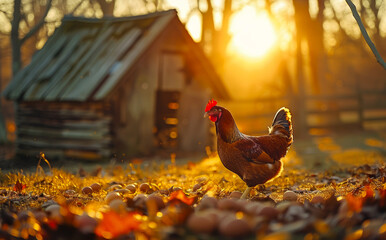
[[0, 130, 385, 239]]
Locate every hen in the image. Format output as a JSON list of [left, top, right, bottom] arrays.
[[204, 99, 293, 199]]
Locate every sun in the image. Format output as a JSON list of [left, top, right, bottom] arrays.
[[229, 6, 277, 58]]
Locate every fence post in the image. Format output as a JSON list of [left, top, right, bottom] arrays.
[[290, 94, 308, 138]]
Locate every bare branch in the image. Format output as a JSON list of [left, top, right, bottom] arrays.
[[69, 0, 86, 15], [20, 0, 53, 45], [345, 0, 386, 70], [0, 8, 12, 22]]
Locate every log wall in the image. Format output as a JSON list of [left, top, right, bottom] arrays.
[[16, 102, 112, 160]]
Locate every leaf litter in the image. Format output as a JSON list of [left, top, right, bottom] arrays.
[[0, 155, 384, 240]]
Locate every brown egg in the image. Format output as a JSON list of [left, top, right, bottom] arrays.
[[195, 177, 208, 183], [338, 200, 348, 216], [115, 189, 130, 195], [109, 184, 122, 191], [126, 184, 137, 193], [133, 193, 147, 201], [82, 186, 93, 195], [201, 208, 223, 224], [45, 204, 62, 222], [109, 199, 127, 212], [192, 183, 204, 192], [45, 204, 60, 213], [139, 183, 150, 193], [187, 212, 217, 234], [219, 215, 251, 237], [275, 201, 292, 212], [218, 198, 243, 212], [311, 195, 325, 204], [284, 204, 309, 221], [147, 194, 165, 211], [90, 183, 101, 192], [244, 202, 263, 215], [229, 191, 243, 199], [197, 196, 218, 211], [133, 194, 148, 210], [258, 206, 279, 219], [33, 210, 47, 223], [105, 191, 121, 204], [283, 190, 298, 201]]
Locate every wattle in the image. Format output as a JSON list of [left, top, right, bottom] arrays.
[[209, 116, 217, 122]]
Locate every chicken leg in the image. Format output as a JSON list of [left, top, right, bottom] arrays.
[[240, 187, 252, 199]]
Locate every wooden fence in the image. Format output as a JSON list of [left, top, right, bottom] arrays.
[[223, 91, 386, 137]]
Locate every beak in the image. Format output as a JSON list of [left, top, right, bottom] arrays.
[[203, 112, 208, 118]]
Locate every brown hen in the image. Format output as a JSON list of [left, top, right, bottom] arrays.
[[204, 100, 293, 199]]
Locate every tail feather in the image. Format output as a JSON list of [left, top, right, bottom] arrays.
[[269, 107, 293, 144]]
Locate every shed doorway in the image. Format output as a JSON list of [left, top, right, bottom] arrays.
[[155, 51, 186, 150]]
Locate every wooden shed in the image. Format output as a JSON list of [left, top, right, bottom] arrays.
[[3, 10, 229, 160]]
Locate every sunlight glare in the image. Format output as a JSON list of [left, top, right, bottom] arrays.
[[229, 6, 277, 58]]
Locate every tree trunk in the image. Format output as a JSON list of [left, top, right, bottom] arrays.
[[199, 0, 232, 73], [293, 0, 309, 137], [11, 0, 22, 76], [95, 0, 116, 16], [293, 0, 325, 95]]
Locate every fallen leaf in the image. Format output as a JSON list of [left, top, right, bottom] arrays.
[[346, 194, 363, 212], [169, 190, 196, 206], [95, 211, 142, 238], [13, 180, 26, 192]]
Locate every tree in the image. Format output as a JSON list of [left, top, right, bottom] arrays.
[[198, 0, 233, 71], [10, 0, 53, 76]]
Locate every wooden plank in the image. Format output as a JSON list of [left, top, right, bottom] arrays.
[[44, 24, 116, 100], [8, 31, 70, 100], [54, 24, 120, 100], [93, 13, 175, 100], [17, 107, 106, 116], [18, 127, 110, 140], [23, 32, 86, 101], [61, 27, 142, 101], [18, 108, 110, 119], [17, 118, 111, 130], [17, 138, 111, 150], [57, 26, 121, 100], [3, 26, 65, 99], [41, 32, 86, 79], [18, 101, 108, 111], [38, 32, 97, 100]]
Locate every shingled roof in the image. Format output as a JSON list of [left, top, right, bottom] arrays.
[[4, 10, 229, 101]]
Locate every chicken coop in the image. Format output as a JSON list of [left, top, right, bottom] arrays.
[[3, 10, 229, 160]]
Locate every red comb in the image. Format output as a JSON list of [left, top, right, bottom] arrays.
[[205, 99, 217, 112]]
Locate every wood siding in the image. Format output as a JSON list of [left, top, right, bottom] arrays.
[[16, 102, 112, 160]]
